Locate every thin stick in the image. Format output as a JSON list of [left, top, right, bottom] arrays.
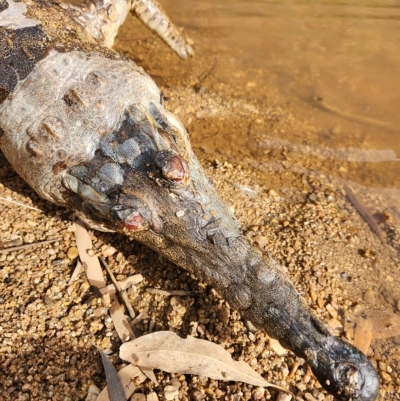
[[0, 239, 56, 254], [130, 312, 149, 326], [99, 256, 136, 319], [287, 360, 300, 379], [194, 58, 218, 91], [0, 196, 44, 212], [146, 287, 201, 297], [344, 185, 385, 244], [313, 97, 396, 131]]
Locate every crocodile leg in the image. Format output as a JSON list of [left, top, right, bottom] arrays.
[[62, 0, 193, 57], [130, 0, 193, 59]]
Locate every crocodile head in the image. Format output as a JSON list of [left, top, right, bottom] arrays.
[[62, 100, 378, 400]]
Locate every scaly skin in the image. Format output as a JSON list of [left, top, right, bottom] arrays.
[[0, 0, 379, 399]]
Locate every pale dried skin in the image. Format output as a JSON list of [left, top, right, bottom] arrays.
[[0, 0, 40, 29], [130, 0, 193, 59], [60, 0, 193, 57]]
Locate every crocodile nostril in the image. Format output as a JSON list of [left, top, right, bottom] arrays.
[[123, 211, 149, 231], [111, 205, 149, 231], [154, 150, 188, 183]]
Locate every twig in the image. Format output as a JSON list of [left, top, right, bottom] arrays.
[[313, 96, 396, 131], [287, 360, 300, 379], [194, 58, 218, 91], [146, 287, 201, 297], [99, 256, 136, 319], [0, 239, 56, 254], [344, 185, 385, 244], [225, 179, 258, 197], [130, 312, 149, 326], [0, 196, 44, 212]]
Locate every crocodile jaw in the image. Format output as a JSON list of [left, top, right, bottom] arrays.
[[61, 94, 378, 401]]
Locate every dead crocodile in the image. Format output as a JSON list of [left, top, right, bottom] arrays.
[[0, 0, 379, 399]]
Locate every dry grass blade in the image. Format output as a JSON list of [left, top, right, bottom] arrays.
[[353, 316, 373, 355], [225, 179, 258, 197], [344, 185, 385, 243], [67, 260, 83, 286], [120, 331, 290, 392], [74, 220, 106, 289], [313, 96, 396, 131], [95, 346, 127, 401], [145, 288, 201, 297], [0, 239, 55, 254], [100, 256, 136, 319], [0, 195, 44, 212], [118, 274, 143, 291], [110, 296, 136, 343]]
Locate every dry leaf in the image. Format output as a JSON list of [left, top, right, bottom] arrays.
[[99, 276, 143, 297], [353, 317, 373, 354], [95, 346, 127, 401], [140, 367, 159, 386], [110, 296, 136, 343], [120, 331, 287, 390], [67, 260, 83, 287], [360, 310, 400, 340], [268, 338, 287, 356], [74, 220, 106, 289], [119, 274, 143, 291], [96, 364, 146, 401], [86, 384, 101, 401]]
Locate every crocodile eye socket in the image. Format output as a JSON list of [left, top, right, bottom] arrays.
[[111, 205, 149, 231], [154, 150, 189, 184]]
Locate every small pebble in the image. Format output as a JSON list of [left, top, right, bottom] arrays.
[[276, 392, 292, 401], [252, 387, 265, 400], [326, 303, 337, 319], [363, 289, 376, 305], [304, 393, 318, 401], [269, 338, 287, 355], [164, 385, 179, 400], [85, 384, 100, 401], [67, 246, 79, 260], [380, 371, 392, 382], [309, 288, 317, 302], [130, 394, 146, 401], [146, 392, 159, 401], [176, 210, 185, 218], [190, 390, 204, 401], [102, 245, 116, 257], [217, 309, 229, 323]]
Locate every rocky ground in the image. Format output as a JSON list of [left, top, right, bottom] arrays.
[[1, 7, 400, 401]]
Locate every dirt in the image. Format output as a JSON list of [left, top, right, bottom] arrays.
[[1, 7, 400, 401]]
